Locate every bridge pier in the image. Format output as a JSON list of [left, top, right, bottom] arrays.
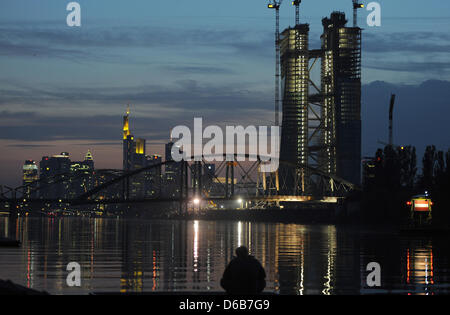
[[179, 161, 189, 214], [225, 162, 235, 198]]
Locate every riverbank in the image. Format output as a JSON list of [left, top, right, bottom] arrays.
[[0, 280, 48, 295]]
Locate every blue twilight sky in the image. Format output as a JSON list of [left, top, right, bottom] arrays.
[[1, 0, 450, 185]]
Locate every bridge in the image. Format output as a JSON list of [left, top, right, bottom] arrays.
[[0, 154, 359, 215]]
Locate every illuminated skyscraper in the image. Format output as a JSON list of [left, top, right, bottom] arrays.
[[122, 106, 146, 172], [84, 149, 94, 169], [122, 106, 149, 197], [134, 138, 146, 169], [279, 23, 310, 194], [144, 154, 162, 197], [22, 160, 38, 198], [320, 12, 361, 184], [69, 150, 95, 198], [165, 141, 182, 197], [123, 106, 134, 171]]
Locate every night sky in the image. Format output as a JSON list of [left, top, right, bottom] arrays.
[[1, 0, 449, 186]]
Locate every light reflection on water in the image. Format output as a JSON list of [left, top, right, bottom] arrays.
[[0, 216, 449, 295]]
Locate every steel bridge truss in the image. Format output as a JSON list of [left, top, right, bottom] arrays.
[[1, 154, 357, 214]]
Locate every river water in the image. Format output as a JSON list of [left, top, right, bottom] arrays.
[[1, 216, 449, 295]]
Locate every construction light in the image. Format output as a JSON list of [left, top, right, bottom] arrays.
[[193, 198, 200, 205]]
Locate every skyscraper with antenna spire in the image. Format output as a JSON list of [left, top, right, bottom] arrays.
[[122, 105, 146, 172], [123, 105, 134, 171]]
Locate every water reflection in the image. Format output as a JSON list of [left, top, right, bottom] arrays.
[[404, 241, 436, 294], [0, 216, 449, 294]]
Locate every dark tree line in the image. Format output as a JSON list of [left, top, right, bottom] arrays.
[[418, 146, 450, 225], [362, 145, 450, 226]]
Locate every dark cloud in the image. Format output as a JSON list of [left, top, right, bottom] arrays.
[[0, 24, 273, 62], [0, 78, 272, 112], [364, 32, 450, 54], [363, 61, 450, 75], [6, 144, 54, 148], [160, 64, 237, 75], [0, 38, 94, 60], [0, 79, 273, 142], [361, 31, 450, 76]]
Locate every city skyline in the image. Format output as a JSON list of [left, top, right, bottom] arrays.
[[1, 0, 450, 186], [1, 1, 450, 299]]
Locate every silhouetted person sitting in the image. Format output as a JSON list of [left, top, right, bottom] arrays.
[[220, 246, 266, 295]]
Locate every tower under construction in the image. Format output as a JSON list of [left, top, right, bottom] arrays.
[[278, 11, 362, 195], [320, 12, 361, 185], [278, 24, 310, 194]]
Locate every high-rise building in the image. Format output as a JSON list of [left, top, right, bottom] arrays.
[[362, 157, 376, 191], [39, 152, 71, 199], [165, 141, 182, 197], [279, 23, 310, 194], [320, 12, 362, 185], [84, 149, 94, 169], [69, 150, 95, 198], [144, 154, 162, 198], [122, 106, 149, 197], [22, 160, 38, 199], [123, 106, 134, 172], [122, 107, 146, 171]]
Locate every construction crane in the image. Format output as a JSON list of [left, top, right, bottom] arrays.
[[292, 0, 301, 25], [268, 0, 283, 126], [389, 94, 396, 147], [352, 0, 364, 27]]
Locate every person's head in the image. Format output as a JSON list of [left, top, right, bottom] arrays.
[[235, 246, 249, 258]]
